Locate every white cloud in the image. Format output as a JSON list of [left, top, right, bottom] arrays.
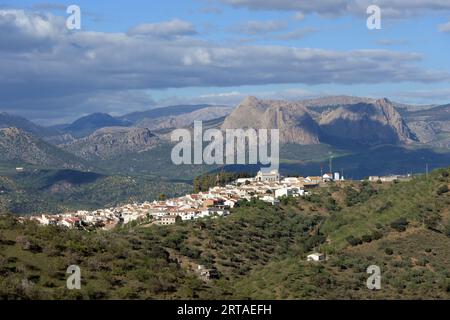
[[376, 39, 409, 46], [438, 21, 450, 33], [157, 88, 319, 106], [394, 88, 450, 104], [127, 19, 197, 38], [218, 0, 450, 18], [230, 20, 288, 35], [272, 28, 316, 40], [0, 9, 448, 122], [293, 12, 305, 21]]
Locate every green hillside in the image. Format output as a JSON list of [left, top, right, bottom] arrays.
[[0, 169, 192, 215], [1, 168, 450, 299]]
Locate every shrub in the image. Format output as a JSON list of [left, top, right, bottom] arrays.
[[437, 185, 449, 195], [361, 234, 373, 243], [444, 223, 450, 238], [372, 231, 383, 240], [346, 235, 362, 246], [385, 248, 394, 255], [390, 218, 408, 232]]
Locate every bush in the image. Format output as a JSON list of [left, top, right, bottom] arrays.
[[346, 235, 362, 246], [437, 185, 449, 195], [390, 218, 408, 232], [361, 234, 373, 243], [372, 231, 383, 240], [444, 223, 450, 238], [385, 248, 394, 255]]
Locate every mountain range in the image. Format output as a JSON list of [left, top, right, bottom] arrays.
[[1, 96, 450, 177]]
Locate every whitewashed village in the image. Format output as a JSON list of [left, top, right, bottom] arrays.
[[23, 169, 348, 230]]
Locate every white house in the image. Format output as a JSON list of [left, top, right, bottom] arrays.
[[275, 187, 293, 199], [281, 177, 301, 184], [236, 178, 254, 184], [307, 253, 326, 262], [255, 169, 280, 182], [224, 199, 237, 208], [334, 172, 340, 181], [36, 215, 50, 225]]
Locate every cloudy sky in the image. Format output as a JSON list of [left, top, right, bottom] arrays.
[[1, 0, 450, 124]]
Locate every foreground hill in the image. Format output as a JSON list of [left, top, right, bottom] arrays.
[[1, 168, 450, 299]]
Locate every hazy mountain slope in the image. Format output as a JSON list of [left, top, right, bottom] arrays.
[[120, 104, 219, 123], [56, 113, 131, 138], [0, 112, 58, 137], [0, 127, 88, 169], [222, 96, 320, 144], [405, 104, 450, 147], [135, 106, 234, 130], [62, 127, 160, 160], [319, 98, 417, 146]]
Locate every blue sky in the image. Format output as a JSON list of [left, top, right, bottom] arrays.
[[1, 0, 450, 124]]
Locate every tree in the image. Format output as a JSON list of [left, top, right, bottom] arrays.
[[158, 194, 167, 201]]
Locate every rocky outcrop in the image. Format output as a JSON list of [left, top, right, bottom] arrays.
[[221, 96, 320, 144], [319, 98, 417, 145], [62, 127, 160, 160]]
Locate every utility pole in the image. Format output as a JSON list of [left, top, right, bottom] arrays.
[[329, 155, 333, 174]]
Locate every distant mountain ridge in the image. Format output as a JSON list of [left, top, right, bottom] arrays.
[[51, 113, 132, 138], [2, 96, 450, 171], [119, 104, 217, 123], [0, 112, 58, 137], [135, 106, 234, 130], [0, 127, 89, 169], [62, 127, 160, 160]]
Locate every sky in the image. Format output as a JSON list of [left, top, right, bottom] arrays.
[[1, 0, 450, 124]]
